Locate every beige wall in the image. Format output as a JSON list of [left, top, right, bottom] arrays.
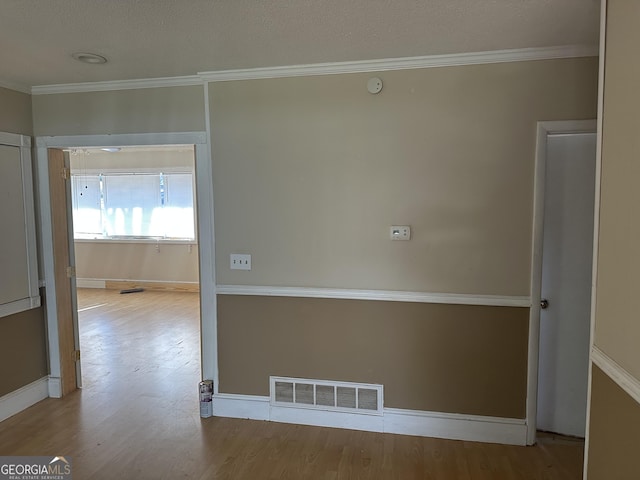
[[218, 295, 529, 418], [211, 58, 598, 294], [587, 366, 640, 479], [0, 87, 32, 135], [74, 241, 199, 283], [0, 86, 48, 396], [32, 85, 206, 136], [593, 0, 640, 380], [586, 2, 640, 477]]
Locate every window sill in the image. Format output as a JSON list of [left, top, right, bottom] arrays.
[[74, 238, 197, 245]]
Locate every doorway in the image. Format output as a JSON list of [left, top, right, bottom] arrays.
[[528, 121, 597, 443], [36, 132, 216, 398], [68, 144, 201, 389], [537, 132, 596, 437], [69, 145, 199, 290]]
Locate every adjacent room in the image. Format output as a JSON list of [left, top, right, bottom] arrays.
[[68, 144, 201, 402]]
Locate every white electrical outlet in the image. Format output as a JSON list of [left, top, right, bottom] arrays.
[[230, 254, 251, 270], [390, 225, 411, 241]]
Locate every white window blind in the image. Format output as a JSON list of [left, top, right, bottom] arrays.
[[163, 173, 195, 239], [103, 174, 161, 237], [71, 172, 195, 240], [71, 175, 102, 236]]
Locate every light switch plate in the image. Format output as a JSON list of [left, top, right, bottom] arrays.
[[230, 254, 251, 270], [390, 226, 411, 241]]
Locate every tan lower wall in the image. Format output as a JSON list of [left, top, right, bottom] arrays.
[[217, 295, 529, 418], [0, 306, 48, 397], [586, 365, 640, 479]]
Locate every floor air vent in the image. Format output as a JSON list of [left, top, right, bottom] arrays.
[[270, 376, 383, 415]]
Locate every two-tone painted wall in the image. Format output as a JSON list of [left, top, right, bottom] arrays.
[[209, 58, 597, 429], [0, 87, 48, 398], [586, 1, 640, 477], [28, 55, 598, 440]]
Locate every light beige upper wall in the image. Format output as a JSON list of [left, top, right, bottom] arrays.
[[69, 147, 195, 172], [74, 241, 199, 282], [0, 87, 32, 135], [594, 0, 640, 380], [211, 58, 597, 294], [32, 85, 205, 136]]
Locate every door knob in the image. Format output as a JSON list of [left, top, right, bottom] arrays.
[[540, 299, 549, 309]]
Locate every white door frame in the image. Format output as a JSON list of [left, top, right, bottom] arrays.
[[35, 132, 216, 397], [526, 119, 597, 444]]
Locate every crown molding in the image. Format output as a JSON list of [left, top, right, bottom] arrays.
[[200, 44, 598, 82], [31, 75, 202, 95], [28, 44, 597, 95]]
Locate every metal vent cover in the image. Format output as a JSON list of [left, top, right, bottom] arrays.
[[270, 376, 383, 415]]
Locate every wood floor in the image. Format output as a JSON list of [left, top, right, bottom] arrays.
[[0, 289, 584, 479]]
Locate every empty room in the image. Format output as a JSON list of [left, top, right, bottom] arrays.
[[1, 1, 639, 479]]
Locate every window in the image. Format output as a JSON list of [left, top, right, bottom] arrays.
[[71, 175, 101, 236], [71, 172, 195, 240], [162, 173, 196, 239]]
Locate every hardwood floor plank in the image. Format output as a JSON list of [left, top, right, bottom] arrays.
[[0, 289, 583, 479]]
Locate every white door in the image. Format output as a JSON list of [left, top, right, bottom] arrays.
[[537, 132, 596, 437]]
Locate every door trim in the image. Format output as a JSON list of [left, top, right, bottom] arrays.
[[47, 148, 77, 395], [526, 119, 597, 444], [584, 2, 608, 475], [35, 132, 214, 396]]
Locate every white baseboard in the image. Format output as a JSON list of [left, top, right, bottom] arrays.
[[212, 393, 270, 420], [0, 377, 49, 423], [48, 377, 62, 398], [384, 407, 526, 445], [271, 405, 385, 433], [211, 393, 527, 445], [76, 278, 106, 289]]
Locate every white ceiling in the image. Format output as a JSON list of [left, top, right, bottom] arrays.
[[0, 0, 600, 91]]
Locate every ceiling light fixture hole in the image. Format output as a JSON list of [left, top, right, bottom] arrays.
[[72, 52, 108, 65]]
